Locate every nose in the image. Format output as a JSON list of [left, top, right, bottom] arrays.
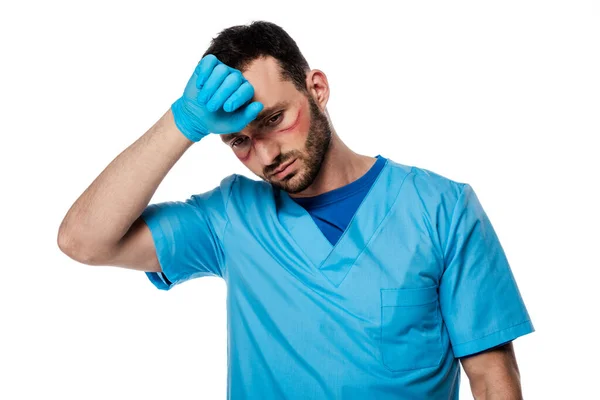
[[253, 136, 281, 168]]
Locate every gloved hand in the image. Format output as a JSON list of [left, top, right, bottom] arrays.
[[171, 54, 264, 142]]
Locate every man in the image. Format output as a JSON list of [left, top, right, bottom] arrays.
[[58, 21, 534, 399]]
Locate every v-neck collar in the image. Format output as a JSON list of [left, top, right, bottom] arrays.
[[275, 158, 409, 287]]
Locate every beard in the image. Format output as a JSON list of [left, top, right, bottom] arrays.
[[266, 94, 332, 194]]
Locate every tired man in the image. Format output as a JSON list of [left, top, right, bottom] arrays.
[[58, 20, 534, 399]]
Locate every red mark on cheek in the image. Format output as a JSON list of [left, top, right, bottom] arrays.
[[235, 152, 251, 163], [278, 106, 303, 133]]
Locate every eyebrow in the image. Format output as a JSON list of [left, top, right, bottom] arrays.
[[220, 100, 290, 143]]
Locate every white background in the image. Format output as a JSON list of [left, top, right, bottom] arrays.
[[1, 0, 598, 398]]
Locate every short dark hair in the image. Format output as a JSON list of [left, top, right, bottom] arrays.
[[203, 21, 311, 93]]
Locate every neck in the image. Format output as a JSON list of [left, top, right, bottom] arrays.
[[289, 129, 377, 198]]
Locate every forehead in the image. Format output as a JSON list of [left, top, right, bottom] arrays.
[[242, 56, 299, 105]]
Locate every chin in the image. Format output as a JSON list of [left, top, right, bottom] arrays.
[[281, 169, 318, 195]]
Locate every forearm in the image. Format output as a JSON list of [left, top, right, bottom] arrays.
[[463, 343, 523, 400], [58, 108, 193, 260], [469, 368, 523, 400]]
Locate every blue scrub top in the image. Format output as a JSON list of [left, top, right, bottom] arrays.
[[141, 157, 534, 399]]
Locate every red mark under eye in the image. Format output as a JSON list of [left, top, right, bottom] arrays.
[[279, 108, 301, 132]]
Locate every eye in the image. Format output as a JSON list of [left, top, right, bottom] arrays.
[[231, 137, 247, 148], [267, 112, 282, 125]]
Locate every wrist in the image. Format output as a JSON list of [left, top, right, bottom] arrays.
[[170, 98, 209, 142]]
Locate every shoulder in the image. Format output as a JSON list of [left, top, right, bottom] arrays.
[[227, 173, 273, 197], [189, 173, 239, 210], [211, 173, 275, 215], [384, 160, 475, 244], [386, 159, 468, 208]]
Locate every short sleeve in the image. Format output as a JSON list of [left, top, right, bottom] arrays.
[[140, 175, 236, 291], [438, 183, 534, 358]]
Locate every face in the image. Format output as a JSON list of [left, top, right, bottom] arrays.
[[220, 56, 332, 194]]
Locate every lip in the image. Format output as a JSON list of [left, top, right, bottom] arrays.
[[273, 159, 297, 178]]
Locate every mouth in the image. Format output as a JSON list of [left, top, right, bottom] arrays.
[[272, 158, 297, 179]]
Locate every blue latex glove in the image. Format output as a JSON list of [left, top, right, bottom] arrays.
[[171, 54, 264, 142]]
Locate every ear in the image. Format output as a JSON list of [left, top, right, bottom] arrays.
[[305, 69, 330, 111]]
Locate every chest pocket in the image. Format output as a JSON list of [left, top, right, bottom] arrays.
[[380, 286, 444, 371]]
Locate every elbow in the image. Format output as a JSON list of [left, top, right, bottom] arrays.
[[57, 229, 101, 265], [58, 231, 89, 264]]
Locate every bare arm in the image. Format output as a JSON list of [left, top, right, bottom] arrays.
[[57, 108, 194, 270], [460, 342, 523, 400], [58, 55, 263, 273]]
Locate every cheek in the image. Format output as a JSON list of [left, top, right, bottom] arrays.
[[235, 151, 251, 163], [294, 112, 310, 135], [278, 106, 309, 139]]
